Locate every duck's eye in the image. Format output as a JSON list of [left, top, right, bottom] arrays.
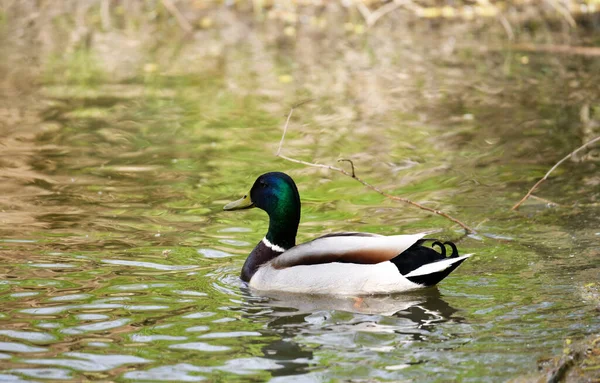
[[259, 180, 267, 188]]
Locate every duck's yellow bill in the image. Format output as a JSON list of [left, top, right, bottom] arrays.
[[223, 194, 254, 211]]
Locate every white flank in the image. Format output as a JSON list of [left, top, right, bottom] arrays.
[[273, 233, 427, 267], [403, 254, 473, 278], [249, 261, 422, 295], [262, 237, 286, 253]]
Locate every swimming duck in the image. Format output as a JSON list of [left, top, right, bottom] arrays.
[[224, 172, 471, 295]]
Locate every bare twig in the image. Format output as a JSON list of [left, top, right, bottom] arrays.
[[510, 44, 600, 57], [100, 0, 112, 30], [478, 0, 514, 40], [512, 135, 600, 210], [366, 1, 403, 27], [498, 14, 514, 41], [356, 0, 411, 28], [276, 109, 293, 157], [354, 0, 372, 22], [161, 0, 193, 33], [544, 0, 577, 28], [338, 159, 356, 178], [529, 195, 559, 206], [276, 98, 313, 157], [475, 218, 490, 230], [276, 105, 476, 234]]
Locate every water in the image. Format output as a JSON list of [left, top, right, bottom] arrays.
[[1, 12, 600, 382]]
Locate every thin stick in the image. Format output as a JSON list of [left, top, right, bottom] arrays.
[[161, 0, 193, 33], [356, 0, 410, 28], [529, 195, 559, 206], [498, 14, 514, 41], [366, 0, 403, 27], [511, 135, 600, 211], [355, 0, 372, 23], [338, 159, 356, 178], [276, 106, 476, 234], [100, 0, 112, 31], [275, 98, 313, 157], [509, 44, 600, 57], [276, 109, 293, 156], [544, 0, 577, 28]]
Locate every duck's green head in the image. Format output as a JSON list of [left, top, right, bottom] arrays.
[[223, 172, 301, 249]]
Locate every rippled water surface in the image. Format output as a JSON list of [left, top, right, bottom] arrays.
[[1, 21, 600, 382]]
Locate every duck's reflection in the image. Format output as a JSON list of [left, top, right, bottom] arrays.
[[238, 287, 463, 377], [250, 287, 459, 319]]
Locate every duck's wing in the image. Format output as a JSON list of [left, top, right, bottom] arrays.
[[271, 232, 427, 269]]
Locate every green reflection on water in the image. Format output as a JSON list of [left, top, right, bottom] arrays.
[[0, 40, 599, 383]]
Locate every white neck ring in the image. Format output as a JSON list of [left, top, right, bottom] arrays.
[[262, 237, 286, 253]]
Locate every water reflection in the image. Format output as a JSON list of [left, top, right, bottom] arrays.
[[255, 288, 456, 318], [229, 287, 465, 379], [0, 17, 599, 380], [23, 353, 150, 372], [122, 364, 208, 382]]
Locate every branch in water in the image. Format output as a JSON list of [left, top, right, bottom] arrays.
[[275, 104, 477, 234], [511, 135, 600, 211]]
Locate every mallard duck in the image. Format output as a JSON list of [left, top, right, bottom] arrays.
[[224, 172, 472, 295]]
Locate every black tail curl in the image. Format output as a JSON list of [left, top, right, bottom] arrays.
[[431, 241, 446, 256], [391, 239, 465, 287]]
